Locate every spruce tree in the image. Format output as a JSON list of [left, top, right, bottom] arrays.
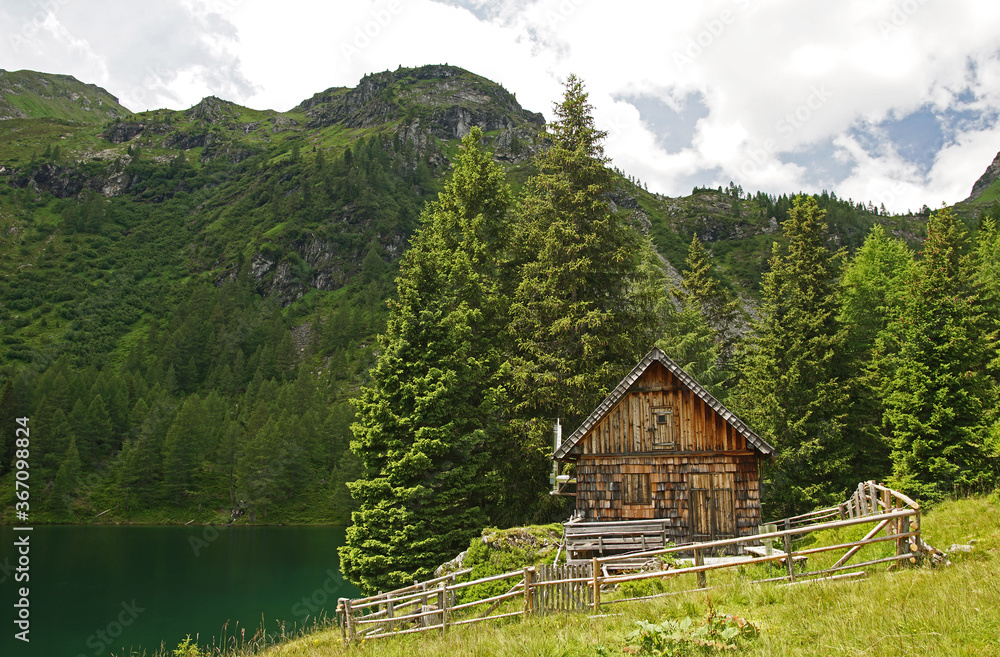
[[118, 398, 162, 507], [837, 225, 913, 483], [662, 235, 742, 396], [731, 195, 849, 517], [507, 75, 658, 510], [878, 208, 996, 501], [340, 127, 512, 593], [676, 235, 742, 344], [48, 436, 82, 513], [973, 216, 1000, 457], [657, 301, 723, 395], [161, 397, 203, 504]]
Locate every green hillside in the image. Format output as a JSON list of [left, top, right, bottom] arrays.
[[0, 69, 130, 122], [0, 65, 550, 526]]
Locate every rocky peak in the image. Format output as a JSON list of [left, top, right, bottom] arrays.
[[292, 64, 545, 138], [186, 96, 236, 123], [967, 150, 1000, 202]]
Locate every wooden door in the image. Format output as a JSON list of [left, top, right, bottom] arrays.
[[689, 473, 735, 542]]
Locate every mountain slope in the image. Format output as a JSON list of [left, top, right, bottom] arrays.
[[0, 64, 549, 366], [0, 69, 130, 122]]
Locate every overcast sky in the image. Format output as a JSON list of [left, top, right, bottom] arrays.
[[3, 0, 1000, 212]]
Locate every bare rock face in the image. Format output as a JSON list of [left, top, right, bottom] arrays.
[[968, 150, 1000, 201], [101, 119, 174, 143], [102, 121, 146, 143]]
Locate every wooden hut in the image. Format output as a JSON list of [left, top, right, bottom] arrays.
[[554, 347, 774, 546]]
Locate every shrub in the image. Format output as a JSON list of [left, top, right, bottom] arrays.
[[625, 602, 758, 655]]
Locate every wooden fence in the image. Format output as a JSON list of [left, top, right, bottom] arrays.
[[337, 481, 932, 642]]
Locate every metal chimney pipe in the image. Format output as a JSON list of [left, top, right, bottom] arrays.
[[550, 418, 562, 493]]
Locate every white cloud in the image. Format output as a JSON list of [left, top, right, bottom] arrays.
[[2, 0, 999, 211]]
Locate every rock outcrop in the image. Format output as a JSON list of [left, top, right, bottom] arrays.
[[967, 150, 1000, 202], [295, 64, 544, 139]]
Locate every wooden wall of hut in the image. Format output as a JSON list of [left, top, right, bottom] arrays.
[[567, 361, 762, 542]]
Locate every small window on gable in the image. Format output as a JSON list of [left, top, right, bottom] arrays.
[[652, 405, 677, 450], [624, 473, 650, 505]]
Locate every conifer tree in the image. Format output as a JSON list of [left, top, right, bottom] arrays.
[[878, 208, 997, 501], [340, 127, 512, 593], [507, 75, 658, 507], [658, 301, 722, 395], [161, 397, 203, 504], [663, 235, 742, 395], [837, 225, 913, 483], [118, 398, 162, 506], [48, 436, 82, 513], [0, 379, 14, 476], [675, 235, 742, 341], [973, 216, 1000, 456], [731, 195, 849, 517]]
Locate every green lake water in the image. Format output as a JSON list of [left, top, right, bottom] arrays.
[[0, 525, 360, 657]]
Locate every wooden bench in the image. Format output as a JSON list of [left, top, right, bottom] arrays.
[[564, 520, 671, 563]]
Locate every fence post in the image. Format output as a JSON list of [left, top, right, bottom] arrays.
[[538, 565, 546, 616], [523, 567, 534, 617], [783, 533, 795, 583], [591, 557, 601, 615], [338, 598, 347, 643], [897, 513, 910, 556], [439, 580, 449, 632], [343, 598, 355, 642], [694, 547, 707, 589]]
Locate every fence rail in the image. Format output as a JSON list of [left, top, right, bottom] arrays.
[[337, 481, 934, 643]]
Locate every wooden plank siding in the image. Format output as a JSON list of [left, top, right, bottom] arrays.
[[566, 361, 762, 542]]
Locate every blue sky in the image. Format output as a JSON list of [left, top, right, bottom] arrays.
[[2, 0, 1000, 212]]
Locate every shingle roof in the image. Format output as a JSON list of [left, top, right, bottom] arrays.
[[553, 346, 774, 460]]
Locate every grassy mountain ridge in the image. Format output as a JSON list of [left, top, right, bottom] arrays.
[[0, 69, 130, 122]]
